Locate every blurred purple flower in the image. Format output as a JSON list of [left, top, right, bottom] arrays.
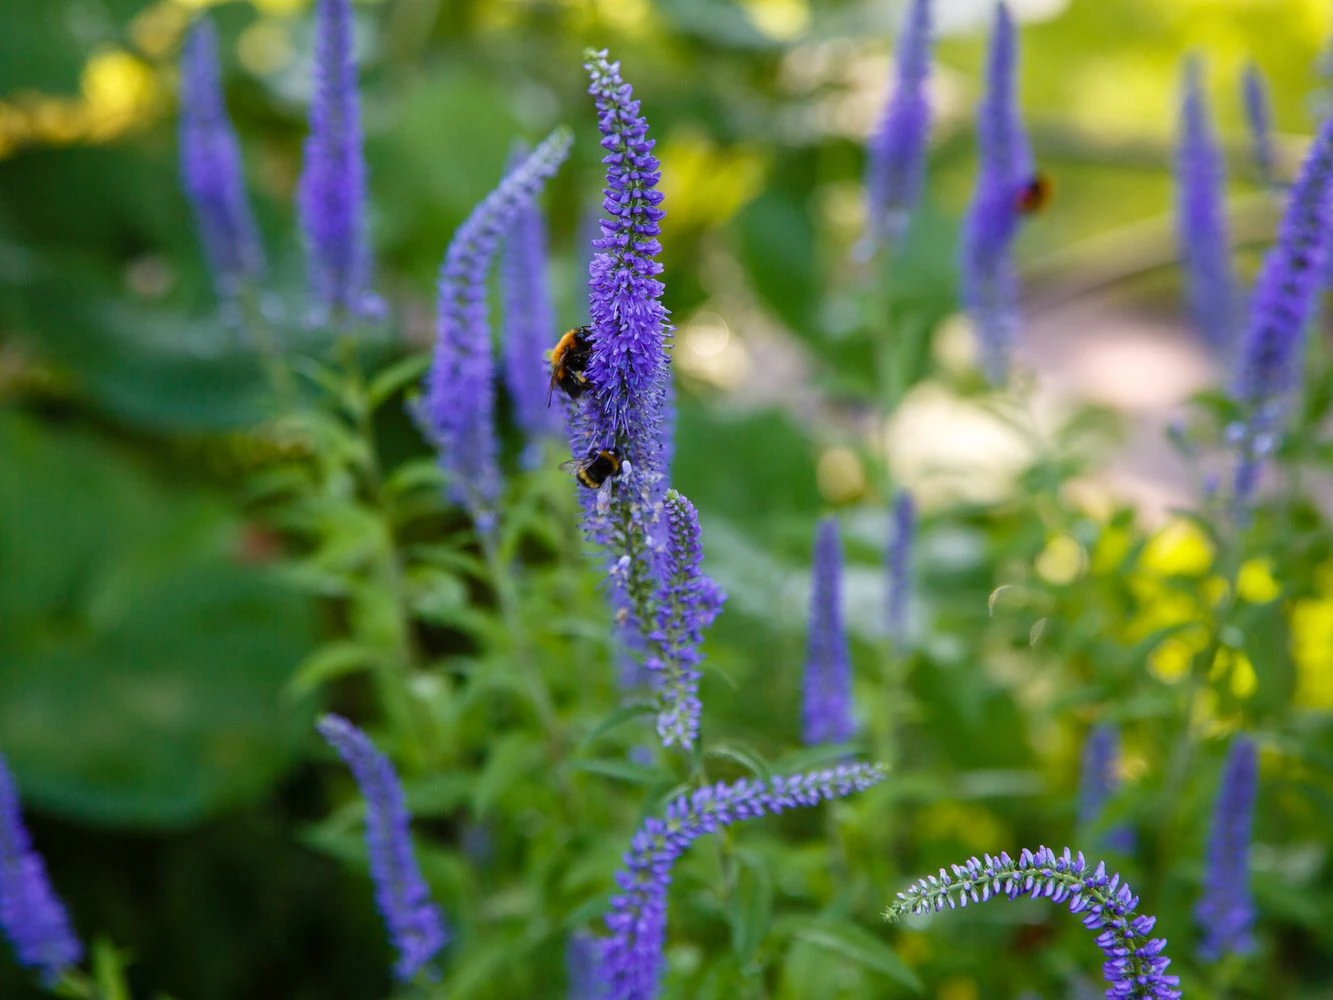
[[316, 715, 449, 982], [0, 755, 82, 986], [1077, 723, 1135, 854], [1196, 736, 1258, 961], [1231, 113, 1333, 511], [567, 931, 607, 998], [803, 517, 855, 745], [597, 763, 886, 1000], [886, 491, 915, 645], [500, 142, 565, 463], [960, 1, 1033, 384], [644, 490, 726, 749], [1242, 63, 1276, 188], [1176, 58, 1235, 352], [299, 0, 380, 321], [415, 129, 572, 530], [179, 16, 264, 300], [887, 846, 1181, 999], [860, 0, 934, 256]]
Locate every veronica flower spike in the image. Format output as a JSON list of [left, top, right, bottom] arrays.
[[860, 0, 934, 257], [574, 50, 672, 536], [0, 754, 83, 986], [1230, 111, 1333, 511], [1196, 735, 1258, 961], [179, 16, 264, 301], [886, 846, 1181, 999], [960, 1, 1035, 385], [803, 517, 856, 745], [644, 490, 726, 749], [1176, 58, 1235, 352], [1242, 63, 1276, 189], [416, 128, 573, 530], [500, 142, 565, 462], [1077, 723, 1135, 854], [299, 0, 381, 322], [886, 490, 915, 645], [316, 716, 449, 982], [598, 763, 886, 999]]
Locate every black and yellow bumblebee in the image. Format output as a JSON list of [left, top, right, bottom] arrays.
[[546, 325, 594, 405], [560, 447, 630, 510], [1016, 173, 1053, 215]]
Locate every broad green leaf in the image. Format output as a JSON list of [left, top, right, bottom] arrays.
[[790, 920, 923, 994]]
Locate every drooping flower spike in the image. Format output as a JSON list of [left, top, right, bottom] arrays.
[[415, 128, 573, 530], [1077, 723, 1135, 854], [1176, 57, 1235, 352], [1196, 735, 1258, 961], [1230, 111, 1333, 512], [0, 754, 83, 986], [959, 1, 1034, 385], [179, 16, 265, 301], [500, 141, 565, 462], [803, 516, 855, 746], [299, 0, 380, 321], [886, 490, 915, 645], [860, 0, 934, 257], [316, 715, 449, 982], [1241, 63, 1276, 189], [597, 763, 886, 1000], [885, 846, 1181, 999], [644, 490, 726, 749]]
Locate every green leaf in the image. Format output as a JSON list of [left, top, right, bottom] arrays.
[[472, 733, 543, 816], [565, 758, 660, 786], [367, 352, 432, 410], [730, 848, 774, 966], [286, 642, 381, 698], [706, 741, 773, 783], [578, 701, 658, 750], [385, 457, 448, 499], [0, 415, 316, 827], [790, 920, 923, 994]]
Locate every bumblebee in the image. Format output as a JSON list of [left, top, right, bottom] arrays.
[[547, 326, 594, 405], [1016, 173, 1053, 215], [560, 447, 630, 511]]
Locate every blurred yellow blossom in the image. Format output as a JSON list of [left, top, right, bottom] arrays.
[[1139, 518, 1213, 577], [1238, 558, 1280, 603], [658, 130, 765, 235], [1291, 596, 1333, 709], [1036, 534, 1085, 586]]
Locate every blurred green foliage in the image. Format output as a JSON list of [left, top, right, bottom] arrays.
[[2, 1, 1333, 999]]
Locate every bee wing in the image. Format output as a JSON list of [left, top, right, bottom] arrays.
[[558, 458, 584, 475], [596, 477, 615, 513]]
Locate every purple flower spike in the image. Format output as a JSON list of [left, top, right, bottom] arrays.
[[886, 491, 915, 645], [803, 517, 855, 746], [1230, 113, 1333, 511], [1176, 58, 1235, 352], [576, 49, 672, 522], [1196, 735, 1258, 961], [299, 0, 380, 321], [861, 0, 934, 256], [597, 763, 886, 1000], [0, 755, 82, 986], [1242, 63, 1276, 188], [1077, 723, 1135, 854], [500, 142, 565, 462], [886, 846, 1181, 999], [316, 716, 449, 982], [179, 16, 264, 300], [960, 1, 1034, 385], [644, 491, 726, 749], [415, 128, 573, 529]]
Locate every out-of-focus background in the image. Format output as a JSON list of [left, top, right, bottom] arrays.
[[2, 0, 1331, 997]]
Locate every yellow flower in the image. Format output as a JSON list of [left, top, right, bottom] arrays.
[[1238, 558, 1280, 603], [1139, 519, 1213, 577], [1291, 596, 1333, 709]]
